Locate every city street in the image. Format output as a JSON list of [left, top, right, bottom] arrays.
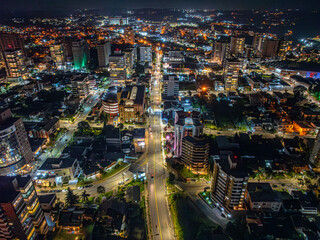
[[148, 53, 175, 240]]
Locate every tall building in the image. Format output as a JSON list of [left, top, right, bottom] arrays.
[[174, 111, 203, 157], [124, 28, 135, 44], [109, 50, 126, 87], [163, 74, 179, 98], [224, 59, 240, 91], [50, 44, 65, 69], [72, 39, 89, 69], [261, 39, 280, 59], [0, 108, 33, 175], [212, 41, 230, 65], [211, 155, 249, 214], [71, 75, 89, 99], [63, 37, 74, 60], [181, 135, 209, 174], [3, 49, 25, 81], [0, 176, 48, 235], [0, 33, 25, 64], [230, 36, 245, 56], [102, 86, 119, 117], [0, 181, 36, 239], [124, 48, 135, 81], [252, 34, 265, 54], [139, 46, 152, 63], [97, 41, 111, 68]]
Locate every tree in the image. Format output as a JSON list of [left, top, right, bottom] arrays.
[[78, 121, 91, 134], [65, 188, 79, 206], [97, 185, 106, 195], [81, 190, 90, 203], [168, 172, 175, 185]]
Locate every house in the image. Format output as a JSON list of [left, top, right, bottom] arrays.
[[246, 183, 282, 212]]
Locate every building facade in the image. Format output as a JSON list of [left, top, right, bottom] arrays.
[[181, 135, 209, 174], [109, 52, 126, 87], [97, 41, 111, 68], [50, 44, 65, 69], [174, 111, 203, 157], [0, 108, 33, 175], [163, 74, 179, 98], [72, 39, 89, 69], [211, 155, 249, 215], [224, 59, 240, 91]]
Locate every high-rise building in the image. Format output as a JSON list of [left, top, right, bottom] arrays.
[[230, 36, 245, 56], [124, 28, 135, 44], [252, 34, 265, 54], [224, 59, 240, 91], [0, 176, 48, 235], [181, 135, 209, 174], [0, 108, 33, 175], [124, 48, 135, 81], [109, 50, 126, 86], [63, 37, 74, 60], [139, 46, 152, 63], [102, 87, 119, 117], [97, 41, 111, 68], [174, 111, 203, 157], [72, 39, 89, 69], [0, 33, 25, 64], [0, 183, 36, 239], [261, 39, 280, 59], [3, 49, 25, 81], [211, 155, 249, 214], [163, 74, 179, 98], [212, 41, 230, 65], [50, 44, 65, 69], [71, 75, 89, 99]]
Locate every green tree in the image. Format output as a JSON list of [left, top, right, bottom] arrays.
[[81, 190, 90, 203], [97, 185, 106, 195], [65, 188, 79, 206]]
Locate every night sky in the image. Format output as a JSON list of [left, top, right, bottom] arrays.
[[1, 0, 320, 11]]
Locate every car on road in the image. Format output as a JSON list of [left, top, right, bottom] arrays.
[[118, 181, 124, 185], [151, 174, 154, 180], [84, 184, 93, 188]]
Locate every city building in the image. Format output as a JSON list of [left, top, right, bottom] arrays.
[[224, 59, 240, 91], [211, 155, 249, 215], [0, 180, 37, 240], [30, 117, 60, 140], [1, 176, 48, 234], [72, 39, 89, 69], [71, 75, 89, 99], [3, 49, 25, 81], [278, 40, 291, 60], [139, 46, 152, 63], [124, 48, 135, 80], [118, 85, 146, 123], [36, 157, 81, 186], [262, 39, 280, 59], [212, 40, 230, 64], [174, 111, 203, 156], [230, 36, 245, 56], [97, 41, 111, 68], [0, 33, 25, 64], [109, 50, 126, 86], [163, 74, 179, 98], [109, 17, 128, 25], [181, 135, 209, 174], [133, 128, 146, 153], [0, 108, 33, 175], [252, 34, 265, 55], [246, 182, 282, 212], [49, 44, 65, 69], [102, 86, 119, 117], [124, 28, 135, 44]]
